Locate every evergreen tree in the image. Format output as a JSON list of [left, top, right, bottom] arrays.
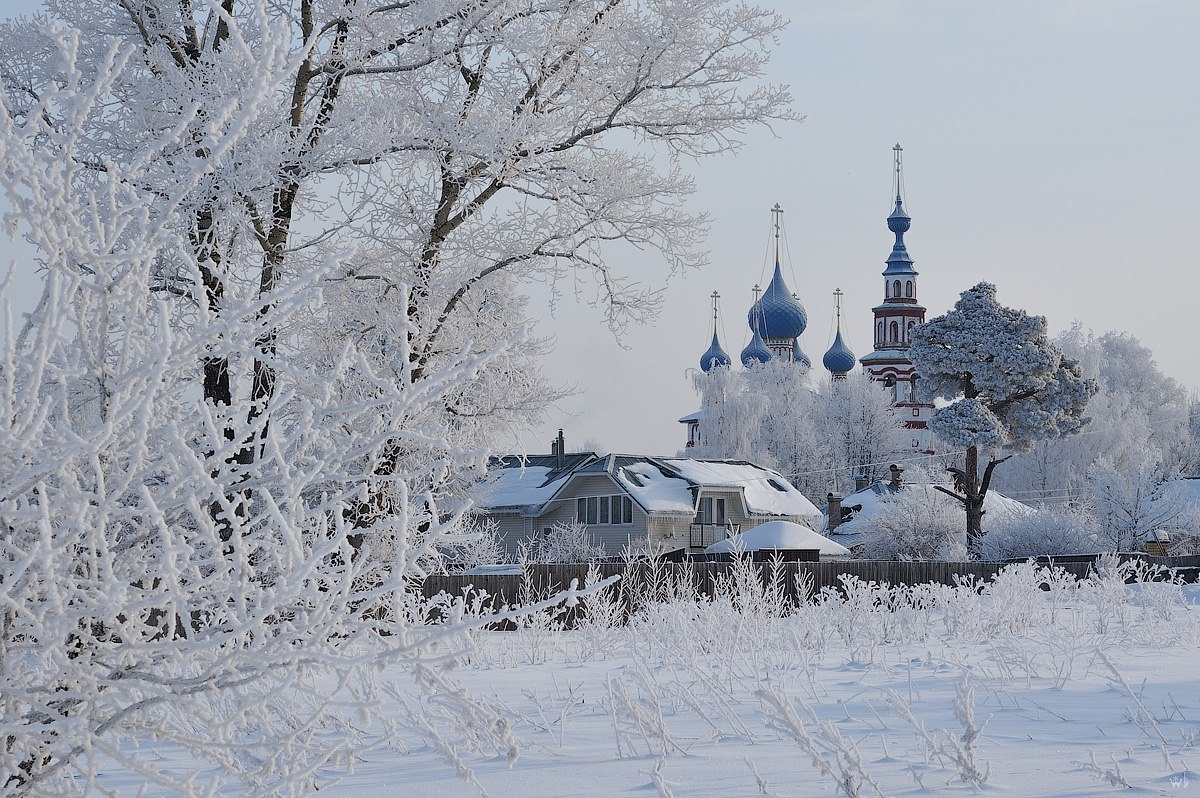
[[910, 283, 1096, 551]]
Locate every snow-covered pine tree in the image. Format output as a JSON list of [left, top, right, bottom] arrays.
[[909, 282, 1096, 551]]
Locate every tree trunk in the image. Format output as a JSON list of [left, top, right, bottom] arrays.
[[964, 445, 984, 553]]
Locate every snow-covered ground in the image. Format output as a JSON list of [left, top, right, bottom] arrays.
[[103, 561, 1200, 797]]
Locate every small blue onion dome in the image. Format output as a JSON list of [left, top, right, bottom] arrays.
[[822, 328, 857, 374], [883, 195, 917, 276], [887, 196, 911, 234], [792, 338, 811, 368], [740, 328, 772, 366], [747, 262, 807, 340], [700, 331, 732, 372]]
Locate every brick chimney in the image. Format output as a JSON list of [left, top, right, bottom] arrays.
[[826, 493, 843, 532]]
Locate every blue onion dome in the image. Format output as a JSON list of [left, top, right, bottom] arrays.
[[747, 262, 807, 339], [822, 328, 856, 374], [700, 331, 731, 372], [792, 338, 811, 368], [740, 328, 772, 366], [884, 195, 917, 276], [887, 196, 911, 234]]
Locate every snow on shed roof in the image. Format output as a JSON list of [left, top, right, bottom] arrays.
[[659, 458, 820, 518], [705, 520, 850, 556]]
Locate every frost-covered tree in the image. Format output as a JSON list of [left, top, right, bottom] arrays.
[[689, 359, 823, 496], [1, 1, 780, 790], [978, 503, 1099, 560], [812, 372, 910, 495], [0, 63, 525, 792], [994, 326, 1198, 501], [518, 520, 607, 564], [1087, 448, 1191, 553], [690, 364, 907, 499], [1, 0, 792, 492], [909, 283, 1096, 551]]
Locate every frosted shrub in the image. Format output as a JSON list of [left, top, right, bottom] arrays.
[[857, 486, 966, 560], [979, 503, 1100, 559], [518, 520, 607, 564], [439, 518, 508, 571]]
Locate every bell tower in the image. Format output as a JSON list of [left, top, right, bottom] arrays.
[[859, 144, 935, 453]]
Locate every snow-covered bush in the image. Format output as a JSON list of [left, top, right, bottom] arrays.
[[979, 503, 1100, 560], [857, 486, 967, 560], [439, 518, 509, 571], [519, 520, 607, 564]]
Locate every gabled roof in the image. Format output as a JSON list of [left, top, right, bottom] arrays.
[[656, 458, 820, 518], [477, 452, 599, 513], [475, 452, 820, 520]]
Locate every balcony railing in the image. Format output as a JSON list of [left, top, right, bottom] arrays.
[[689, 522, 739, 549]]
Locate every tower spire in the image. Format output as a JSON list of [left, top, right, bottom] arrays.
[[834, 287, 844, 329], [771, 202, 783, 264], [711, 290, 720, 334], [893, 143, 904, 203]]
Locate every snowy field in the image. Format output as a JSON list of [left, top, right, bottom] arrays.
[[103, 560, 1200, 797]]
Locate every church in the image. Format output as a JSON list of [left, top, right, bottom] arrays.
[[685, 145, 936, 454]]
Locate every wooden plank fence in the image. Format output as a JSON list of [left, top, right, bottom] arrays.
[[418, 554, 1199, 613]]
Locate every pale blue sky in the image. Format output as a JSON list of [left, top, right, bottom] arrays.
[[3, 1, 1197, 457]]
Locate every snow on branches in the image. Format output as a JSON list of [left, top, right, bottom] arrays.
[[910, 282, 1097, 549], [1, 2, 795, 791]]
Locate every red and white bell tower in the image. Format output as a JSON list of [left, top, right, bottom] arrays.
[[859, 145, 936, 453]]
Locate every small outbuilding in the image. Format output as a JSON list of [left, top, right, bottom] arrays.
[[704, 519, 850, 558]]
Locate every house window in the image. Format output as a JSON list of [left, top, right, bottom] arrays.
[[893, 279, 901, 298], [912, 408, 920, 417], [577, 495, 633, 525], [889, 321, 899, 342], [905, 280, 913, 298], [697, 496, 727, 524], [912, 439, 920, 448]]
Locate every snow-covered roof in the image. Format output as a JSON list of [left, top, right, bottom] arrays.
[[658, 458, 820, 518], [477, 452, 820, 521], [678, 409, 703, 423], [705, 520, 850, 556], [859, 348, 910, 364], [611, 459, 695, 514], [476, 465, 571, 512]]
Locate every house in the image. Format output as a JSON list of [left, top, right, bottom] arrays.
[[475, 431, 821, 557]]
